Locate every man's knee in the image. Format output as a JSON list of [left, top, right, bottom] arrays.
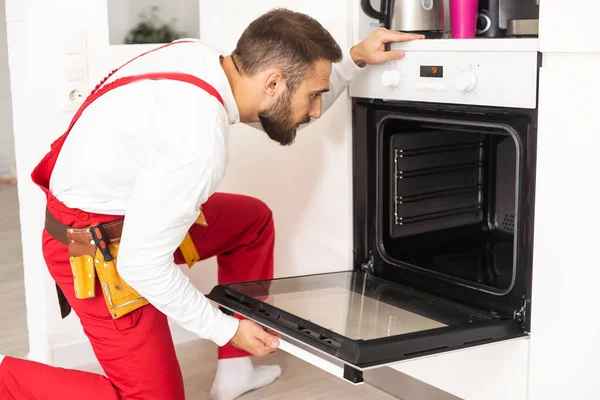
[[242, 196, 273, 226]]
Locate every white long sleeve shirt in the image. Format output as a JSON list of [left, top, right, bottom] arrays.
[[50, 40, 363, 346]]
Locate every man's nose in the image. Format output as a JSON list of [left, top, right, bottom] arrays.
[[308, 97, 322, 119]]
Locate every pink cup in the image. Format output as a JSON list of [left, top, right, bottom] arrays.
[[450, 0, 479, 38]]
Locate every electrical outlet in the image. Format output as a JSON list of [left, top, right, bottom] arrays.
[[63, 82, 88, 112]]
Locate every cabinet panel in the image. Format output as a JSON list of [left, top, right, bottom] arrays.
[[529, 53, 600, 400], [539, 0, 600, 53]]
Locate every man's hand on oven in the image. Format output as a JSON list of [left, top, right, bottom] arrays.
[[230, 319, 280, 357], [350, 28, 425, 68]]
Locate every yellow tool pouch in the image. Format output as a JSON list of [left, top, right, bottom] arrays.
[[93, 243, 149, 319], [178, 210, 208, 268], [69, 254, 96, 299]]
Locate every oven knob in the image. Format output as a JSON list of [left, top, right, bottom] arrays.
[[381, 70, 401, 88], [455, 71, 478, 92]]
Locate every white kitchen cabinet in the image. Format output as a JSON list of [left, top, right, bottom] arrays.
[[528, 52, 600, 400], [387, 337, 529, 400], [276, 335, 529, 400], [539, 0, 600, 53]]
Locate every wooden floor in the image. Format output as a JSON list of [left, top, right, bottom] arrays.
[[0, 184, 29, 358], [0, 183, 397, 399]]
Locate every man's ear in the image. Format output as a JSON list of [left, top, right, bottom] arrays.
[[264, 71, 284, 97]]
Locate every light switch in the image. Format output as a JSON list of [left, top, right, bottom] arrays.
[[64, 33, 85, 55], [66, 69, 85, 81], [65, 57, 87, 82], [65, 58, 86, 70]]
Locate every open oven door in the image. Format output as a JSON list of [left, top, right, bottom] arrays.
[[206, 270, 525, 384]]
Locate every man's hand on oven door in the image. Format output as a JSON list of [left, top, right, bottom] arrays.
[[350, 28, 425, 68], [230, 319, 280, 357]]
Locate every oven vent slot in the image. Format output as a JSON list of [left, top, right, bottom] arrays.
[[403, 346, 448, 358], [500, 214, 515, 233], [391, 131, 484, 238], [223, 290, 253, 311]]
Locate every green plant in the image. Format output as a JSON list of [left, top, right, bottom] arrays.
[[124, 6, 187, 44]]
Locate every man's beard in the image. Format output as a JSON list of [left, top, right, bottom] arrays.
[[258, 90, 309, 146]]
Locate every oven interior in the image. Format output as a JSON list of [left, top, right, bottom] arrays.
[[380, 118, 519, 294], [354, 101, 537, 323]]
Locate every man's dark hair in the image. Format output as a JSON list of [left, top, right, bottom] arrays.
[[232, 8, 343, 92]]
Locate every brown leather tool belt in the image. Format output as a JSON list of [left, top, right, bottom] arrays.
[[45, 208, 123, 246]]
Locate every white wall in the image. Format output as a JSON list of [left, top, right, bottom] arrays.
[[0, 0, 15, 179], [107, 0, 199, 45]]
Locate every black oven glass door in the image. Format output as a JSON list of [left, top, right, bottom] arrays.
[[207, 270, 523, 369]]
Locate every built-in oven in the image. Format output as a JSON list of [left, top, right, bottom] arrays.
[[208, 39, 540, 383]]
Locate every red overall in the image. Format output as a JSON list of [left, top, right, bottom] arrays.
[[0, 42, 274, 400]]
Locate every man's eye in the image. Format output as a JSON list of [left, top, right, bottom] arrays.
[[311, 93, 322, 100]]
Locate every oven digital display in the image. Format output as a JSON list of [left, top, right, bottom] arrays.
[[420, 65, 444, 78]]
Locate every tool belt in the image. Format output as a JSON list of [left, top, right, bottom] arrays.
[[45, 208, 207, 319]]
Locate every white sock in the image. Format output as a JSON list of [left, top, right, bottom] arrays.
[[210, 357, 281, 400]]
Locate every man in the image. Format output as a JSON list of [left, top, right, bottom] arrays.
[[0, 8, 423, 400]]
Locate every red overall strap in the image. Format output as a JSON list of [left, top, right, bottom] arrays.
[[32, 40, 224, 194]]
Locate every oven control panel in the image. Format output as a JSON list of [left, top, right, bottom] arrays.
[[349, 48, 539, 109]]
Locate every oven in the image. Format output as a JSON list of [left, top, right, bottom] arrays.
[[208, 40, 540, 384]]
